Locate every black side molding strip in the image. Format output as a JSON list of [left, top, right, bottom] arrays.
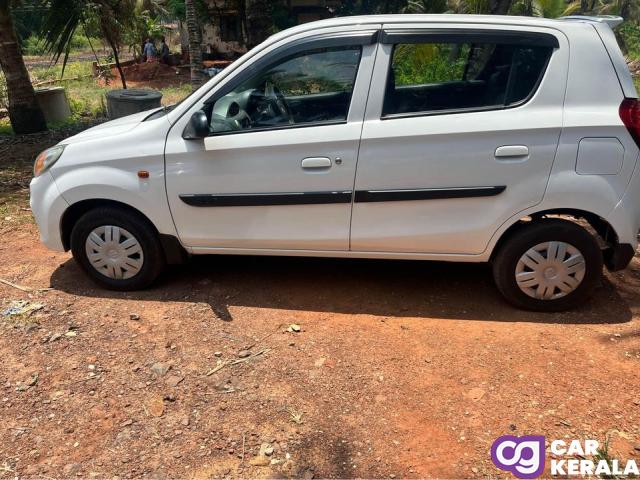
[[354, 186, 506, 203], [180, 186, 506, 207], [179, 191, 353, 207]]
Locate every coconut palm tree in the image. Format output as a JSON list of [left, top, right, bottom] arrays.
[[185, 0, 205, 89], [0, 0, 47, 133], [40, 0, 134, 89]]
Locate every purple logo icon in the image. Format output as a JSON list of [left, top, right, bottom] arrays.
[[491, 435, 545, 479]]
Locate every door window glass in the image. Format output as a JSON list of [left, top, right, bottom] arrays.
[[383, 41, 552, 116], [204, 46, 362, 134]]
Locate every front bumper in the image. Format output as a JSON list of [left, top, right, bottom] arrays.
[[29, 172, 68, 252]]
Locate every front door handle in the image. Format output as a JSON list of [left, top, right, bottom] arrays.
[[301, 157, 332, 169], [495, 145, 529, 158]]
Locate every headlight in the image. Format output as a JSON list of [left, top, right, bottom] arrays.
[[34, 145, 65, 177]]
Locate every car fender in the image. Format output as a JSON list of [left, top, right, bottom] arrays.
[[51, 165, 179, 238]]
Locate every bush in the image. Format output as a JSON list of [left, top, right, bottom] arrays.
[[21, 35, 46, 56], [21, 32, 101, 57], [393, 43, 469, 86], [618, 23, 640, 60]]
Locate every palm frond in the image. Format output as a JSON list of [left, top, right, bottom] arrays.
[[39, 0, 85, 76], [561, 0, 582, 15]]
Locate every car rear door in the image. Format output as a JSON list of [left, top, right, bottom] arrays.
[[165, 27, 379, 251], [350, 23, 568, 255]]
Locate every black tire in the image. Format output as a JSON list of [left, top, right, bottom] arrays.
[[70, 207, 165, 290], [492, 219, 603, 312]]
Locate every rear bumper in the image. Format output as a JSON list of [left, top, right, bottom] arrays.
[[604, 243, 636, 271]]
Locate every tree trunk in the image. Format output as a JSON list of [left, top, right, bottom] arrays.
[[0, 1, 47, 134], [619, 0, 631, 20], [185, 0, 206, 89], [105, 34, 127, 89]]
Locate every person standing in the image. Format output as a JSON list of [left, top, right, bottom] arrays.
[[160, 36, 170, 65], [143, 38, 157, 63]]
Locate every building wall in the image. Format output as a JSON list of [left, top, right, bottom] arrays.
[[199, 0, 342, 58], [201, 19, 247, 58]]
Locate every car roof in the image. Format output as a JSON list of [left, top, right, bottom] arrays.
[[275, 14, 581, 35], [264, 14, 596, 50]]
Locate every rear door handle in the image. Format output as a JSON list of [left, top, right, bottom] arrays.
[[495, 145, 529, 158], [301, 157, 332, 169]]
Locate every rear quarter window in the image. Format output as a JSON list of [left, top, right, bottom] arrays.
[[383, 39, 553, 117]]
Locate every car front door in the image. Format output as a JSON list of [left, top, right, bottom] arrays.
[[165, 28, 379, 251], [350, 24, 568, 255]]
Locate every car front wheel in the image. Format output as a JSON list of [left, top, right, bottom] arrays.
[[492, 219, 603, 311], [70, 207, 165, 290]]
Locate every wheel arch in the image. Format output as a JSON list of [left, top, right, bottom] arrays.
[[60, 199, 186, 264], [490, 208, 623, 270]]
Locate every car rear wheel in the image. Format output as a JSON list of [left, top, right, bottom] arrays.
[[492, 219, 603, 311], [70, 207, 165, 290]]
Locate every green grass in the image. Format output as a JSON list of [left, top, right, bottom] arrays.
[[0, 122, 13, 135], [159, 83, 192, 105], [29, 61, 94, 82], [0, 192, 34, 225]]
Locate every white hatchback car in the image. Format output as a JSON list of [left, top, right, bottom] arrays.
[[30, 14, 640, 311]]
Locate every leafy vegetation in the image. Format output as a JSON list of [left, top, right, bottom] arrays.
[[122, 4, 169, 60], [0, 73, 7, 111], [21, 31, 102, 57], [393, 43, 470, 85], [619, 22, 640, 59]]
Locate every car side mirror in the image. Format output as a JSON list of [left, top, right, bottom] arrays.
[[183, 110, 209, 139]]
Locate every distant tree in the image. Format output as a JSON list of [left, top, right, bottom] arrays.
[[598, 0, 639, 23], [10, 0, 48, 43], [40, 0, 135, 89], [0, 0, 47, 134], [244, 0, 278, 47], [337, 0, 409, 15], [167, 0, 213, 20], [403, 0, 448, 13], [510, 0, 580, 18]]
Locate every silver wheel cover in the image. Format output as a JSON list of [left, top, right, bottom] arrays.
[[85, 226, 144, 280], [515, 241, 586, 300]]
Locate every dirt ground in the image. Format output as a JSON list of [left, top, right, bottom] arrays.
[[1, 127, 639, 479]]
